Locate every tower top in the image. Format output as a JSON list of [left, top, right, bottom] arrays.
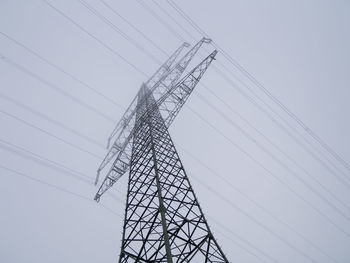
[[94, 38, 217, 202]]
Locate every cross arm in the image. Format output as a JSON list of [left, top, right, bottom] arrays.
[[94, 49, 218, 201]]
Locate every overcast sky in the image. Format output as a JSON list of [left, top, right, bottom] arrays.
[[0, 0, 350, 262]]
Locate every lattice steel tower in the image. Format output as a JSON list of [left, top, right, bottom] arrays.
[[95, 38, 229, 262]]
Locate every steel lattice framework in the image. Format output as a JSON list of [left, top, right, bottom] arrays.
[[95, 38, 229, 262]]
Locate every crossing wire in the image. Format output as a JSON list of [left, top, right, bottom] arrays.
[[78, 0, 162, 65], [42, 0, 149, 78], [0, 138, 94, 184], [212, 66, 350, 186], [0, 98, 334, 262], [151, 0, 195, 42], [0, 109, 102, 160], [212, 61, 349, 180], [206, 214, 280, 263], [135, 1, 350, 226], [147, 0, 349, 182], [47, 0, 350, 245], [166, 0, 350, 174], [98, 0, 169, 57], [135, 0, 187, 43], [0, 164, 121, 217], [177, 143, 339, 263], [160, 0, 350, 190], [0, 64, 340, 262], [0, 92, 105, 149], [50, 0, 350, 235], [190, 175, 319, 263], [0, 138, 278, 263], [141, 0, 350, 212], [0, 131, 331, 263], [1, 80, 344, 262], [195, 90, 350, 222], [197, 84, 350, 211], [0, 31, 124, 110], [186, 105, 350, 238], [0, 138, 123, 202], [0, 90, 326, 262], [0, 54, 117, 123], [209, 228, 273, 263], [215, 44, 350, 173]]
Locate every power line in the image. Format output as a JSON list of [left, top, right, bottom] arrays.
[[212, 66, 350, 186], [210, 226, 275, 263], [0, 138, 94, 184], [177, 143, 339, 263], [0, 109, 102, 160], [41, 0, 350, 242], [132, 1, 350, 219], [166, 0, 350, 174], [2, 79, 340, 260], [41, 0, 149, 78], [77, 0, 162, 65], [206, 214, 280, 263], [153, 0, 349, 189], [1, 83, 338, 262], [158, 0, 350, 193], [0, 92, 105, 149], [217, 45, 350, 174], [1, 163, 92, 200], [0, 54, 117, 123], [0, 138, 124, 204], [0, 131, 333, 262], [166, 0, 206, 37], [198, 84, 350, 212], [0, 31, 124, 110], [0, 56, 340, 260], [189, 175, 318, 263], [0, 164, 121, 217], [98, 0, 169, 57], [158, 0, 349, 181], [45, 0, 350, 240], [135, 0, 187, 43], [151, 0, 195, 42], [212, 60, 349, 180], [186, 105, 350, 238], [137, 0, 348, 184], [135, 0, 350, 192], [195, 90, 350, 222]]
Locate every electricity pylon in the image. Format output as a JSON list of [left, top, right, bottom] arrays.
[[95, 38, 229, 262]]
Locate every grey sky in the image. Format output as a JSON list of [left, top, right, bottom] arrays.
[[0, 0, 349, 262]]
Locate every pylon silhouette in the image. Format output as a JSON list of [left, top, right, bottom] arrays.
[[95, 38, 229, 262]]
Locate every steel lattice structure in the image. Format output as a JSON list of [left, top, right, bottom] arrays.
[[95, 38, 229, 262]]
